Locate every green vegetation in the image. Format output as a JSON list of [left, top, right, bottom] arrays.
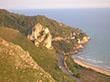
[[64, 56, 82, 78], [0, 9, 76, 37], [0, 9, 85, 81], [1, 9, 108, 82], [0, 38, 55, 82], [0, 27, 76, 82], [52, 39, 78, 55], [0, 9, 86, 39], [0, 9, 87, 55]]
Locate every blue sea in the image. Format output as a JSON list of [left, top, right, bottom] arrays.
[[9, 8, 110, 71]]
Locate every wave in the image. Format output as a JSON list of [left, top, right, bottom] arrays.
[[75, 56, 103, 64], [73, 56, 110, 72]]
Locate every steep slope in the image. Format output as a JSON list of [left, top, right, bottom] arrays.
[[0, 37, 55, 82], [0, 27, 76, 82]]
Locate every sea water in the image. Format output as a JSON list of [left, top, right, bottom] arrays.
[[9, 8, 110, 71]]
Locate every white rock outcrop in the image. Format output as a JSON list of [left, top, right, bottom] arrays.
[[27, 23, 53, 49], [80, 36, 90, 44]]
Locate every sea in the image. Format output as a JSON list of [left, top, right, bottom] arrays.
[[9, 8, 110, 71]]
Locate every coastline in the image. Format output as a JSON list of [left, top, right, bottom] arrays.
[[73, 58, 110, 76]]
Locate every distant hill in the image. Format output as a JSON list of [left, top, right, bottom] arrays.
[[0, 9, 77, 37], [0, 9, 89, 55]]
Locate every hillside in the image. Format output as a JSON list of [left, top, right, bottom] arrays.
[[0, 37, 55, 82], [0, 9, 90, 55], [0, 9, 81, 37], [0, 27, 76, 82]]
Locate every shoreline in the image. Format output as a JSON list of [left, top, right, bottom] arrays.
[[73, 58, 110, 76], [72, 37, 110, 76]]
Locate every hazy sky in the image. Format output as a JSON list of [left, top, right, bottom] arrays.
[[0, 0, 110, 9]]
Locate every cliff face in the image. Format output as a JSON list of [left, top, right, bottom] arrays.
[[0, 37, 55, 82], [27, 23, 52, 49]]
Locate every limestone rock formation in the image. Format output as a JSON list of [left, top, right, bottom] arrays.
[[80, 36, 90, 44], [76, 36, 90, 44], [0, 37, 55, 82], [27, 23, 53, 49]]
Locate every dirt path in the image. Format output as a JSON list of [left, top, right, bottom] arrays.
[[57, 54, 83, 82]]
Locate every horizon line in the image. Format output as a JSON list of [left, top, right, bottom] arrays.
[[0, 7, 110, 10]]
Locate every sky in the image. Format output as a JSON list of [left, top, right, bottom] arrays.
[[0, 0, 110, 9]]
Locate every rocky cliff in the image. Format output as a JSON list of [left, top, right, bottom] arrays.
[[0, 37, 55, 82], [27, 23, 53, 49], [52, 32, 90, 55]]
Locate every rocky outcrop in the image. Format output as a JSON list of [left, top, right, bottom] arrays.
[[27, 23, 53, 49], [52, 32, 90, 55], [75, 44, 84, 49], [80, 36, 90, 44], [0, 37, 55, 82], [27, 23, 90, 54]]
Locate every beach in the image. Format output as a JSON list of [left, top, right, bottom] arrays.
[[73, 58, 110, 76]]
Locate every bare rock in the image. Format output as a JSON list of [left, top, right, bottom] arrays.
[[27, 23, 53, 49]]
